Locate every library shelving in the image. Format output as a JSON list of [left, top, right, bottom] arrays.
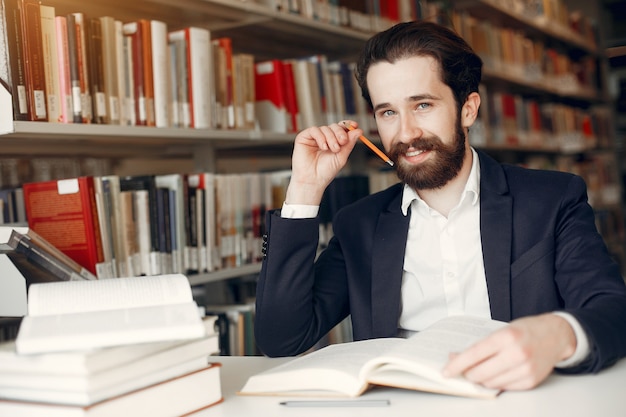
[[0, 0, 623, 288]]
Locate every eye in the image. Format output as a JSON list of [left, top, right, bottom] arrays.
[[416, 103, 430, 110], [379, 109, 395, 118]]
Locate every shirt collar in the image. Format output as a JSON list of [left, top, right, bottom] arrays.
[[401, 147, 481, 216]]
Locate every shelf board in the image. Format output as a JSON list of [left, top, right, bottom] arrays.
[[187, 263, 261, 286], [0, 122, 295, 157]]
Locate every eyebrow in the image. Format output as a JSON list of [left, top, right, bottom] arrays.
[[372, 94, 442, 113]]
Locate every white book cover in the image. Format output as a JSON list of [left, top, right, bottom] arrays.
[[151, 20, 170, 128]]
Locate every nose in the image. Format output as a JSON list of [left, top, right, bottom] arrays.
[[397, 115, 423, 144]]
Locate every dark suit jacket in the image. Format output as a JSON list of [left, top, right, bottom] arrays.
[[255, 150, 626, 373]]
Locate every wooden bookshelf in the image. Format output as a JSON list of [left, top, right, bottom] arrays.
[[0, 0, 623, 280]]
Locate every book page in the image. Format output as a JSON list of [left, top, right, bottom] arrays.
[[27, 274, 193, 316], [240, 338, 401, 397], [361, 316, 505, 397]]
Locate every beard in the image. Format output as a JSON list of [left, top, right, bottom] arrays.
[[389, 117, 467, 190]]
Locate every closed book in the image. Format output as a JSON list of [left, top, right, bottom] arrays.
[[54, 16, 71, 123], [65, 13, 82, 123], [22, 177, 105, 278], [87, 18, 106, 124], [0, 363, 222, 417], [254, 59, 289, 133], [14, 274, 207, 355], [122, 21, 146, 125], [150, 19, 169, 127], [120, 175, 160, 275], [99, 16, 121, 124], [71, 12, 91, 123], [0, 334, 219, 405], [39, 4, 60, 123], [139, 19, 155, 126], [168, 26, 212, 128], [19, 0, 47, 120], [2, 0, 29, 120]]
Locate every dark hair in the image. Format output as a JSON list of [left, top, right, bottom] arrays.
[[355, 21, 482, 111]]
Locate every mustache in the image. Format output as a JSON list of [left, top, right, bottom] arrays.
[[389, 137, 443, 157]]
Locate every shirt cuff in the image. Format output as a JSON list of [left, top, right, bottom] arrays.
[[281, 202, 319, 219], [551, 311, 591, 368]]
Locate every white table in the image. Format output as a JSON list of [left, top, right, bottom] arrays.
[[195, 356, 626, 417]]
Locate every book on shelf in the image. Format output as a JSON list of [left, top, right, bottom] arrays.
[[87, 17, 107, 124], [39, 4, 61, 124], [0, 363, 223, 417], [72, 12, 92, 123], [150, 19, 170, 128], [119, 175, 160, 275], [54, 14, 72, 123], [22, 176, 107, 278], [0, 332, 219, 406], [99, 16, 121, 125], [65, 13, 83, 123], [15, 273, 207, 354], [239, 315, 507, 399], [254, 59, 290, 133], [19, 0, 47, 121], [168, 26, 213, 129], [1, 0, 29, 120]]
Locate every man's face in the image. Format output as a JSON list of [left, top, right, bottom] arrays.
[[367, 56, 469, 190]]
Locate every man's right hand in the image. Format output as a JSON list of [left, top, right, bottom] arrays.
[[285, 121, 361, 206]]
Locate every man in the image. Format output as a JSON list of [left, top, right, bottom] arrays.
[[254, 20, 626, 391]]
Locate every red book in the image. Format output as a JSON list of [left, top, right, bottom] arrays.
[[254, 59, 288, 133], [23, 177, 105, 277], [281, 61, 300, 133]]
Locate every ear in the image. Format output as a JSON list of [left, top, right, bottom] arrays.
[[461, 92, 481, 128]]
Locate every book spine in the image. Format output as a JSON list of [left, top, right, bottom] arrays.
[[139, 19, 155, 127], [39, 4, 60, 124], [151, 19, 169, 128], [100, 16, 120, 124], [3, 0, 28, 120], [88, 17, 107, 124], [82, 176, 106, 278], [72, 12, 91, 123], [54, 16, 71, 123], [66, 13, 82, 123], [20, 0, 47, 121]]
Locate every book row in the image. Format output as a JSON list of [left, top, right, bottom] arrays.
[[471, 85, 613, 153], [0, 0, 376, 132], [452, 10, 600, 97], [260, 0, 597, 48], [259, 0, 444, 33], [7, 171, 291, 279]]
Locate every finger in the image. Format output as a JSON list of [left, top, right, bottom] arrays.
[[442, 335, 504, 377], [318, 125, 343, 151]]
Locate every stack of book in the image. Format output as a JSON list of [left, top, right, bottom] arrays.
[[0, 274, 223, 416]]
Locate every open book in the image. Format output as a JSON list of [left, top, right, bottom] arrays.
[[240, 316, 507, 399], [15, 274, 206, 354]]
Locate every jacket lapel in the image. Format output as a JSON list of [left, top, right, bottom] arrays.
[[371, 190, 410, 337], [478, 151, 513, 322]]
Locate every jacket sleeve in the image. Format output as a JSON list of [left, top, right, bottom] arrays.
[[254, 210, 350, 357]]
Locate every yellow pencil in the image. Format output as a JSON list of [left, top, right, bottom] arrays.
[[342, 122, 394, 167]]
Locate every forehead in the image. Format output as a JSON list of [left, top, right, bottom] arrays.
[[366, 56, 449, 104]]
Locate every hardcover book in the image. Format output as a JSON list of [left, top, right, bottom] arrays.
[[22, 177, 106, 277], [0, 363, 222, 417]]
